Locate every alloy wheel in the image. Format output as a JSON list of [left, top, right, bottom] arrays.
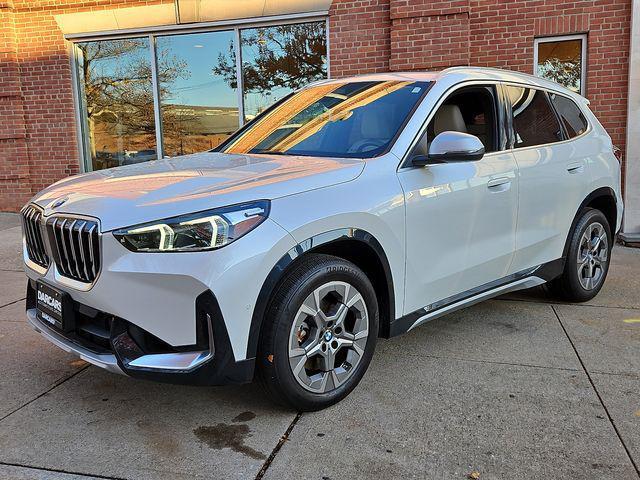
[[288, 281, 369, 393], [577, 221, 608, 290]]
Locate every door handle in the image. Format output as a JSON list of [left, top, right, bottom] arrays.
[[567, 162, 585, 174], [487, 177, 511, 192]]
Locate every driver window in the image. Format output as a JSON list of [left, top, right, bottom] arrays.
[[415, 85, 499, 157]]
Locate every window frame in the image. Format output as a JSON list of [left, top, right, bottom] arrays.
[[547, 91, 590, 140], [69, 14, 330, 171], [501, 82, 592, 151], [533, 34, 587, 96], [400, 81, 509, 169]]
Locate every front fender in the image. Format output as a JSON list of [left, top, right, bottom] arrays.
[[246, 227, 396, 360]]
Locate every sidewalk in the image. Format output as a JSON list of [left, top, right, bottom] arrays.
[[0, 213, 638, 480]]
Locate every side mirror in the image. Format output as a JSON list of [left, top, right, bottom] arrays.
[[412, 131, 485, 166]]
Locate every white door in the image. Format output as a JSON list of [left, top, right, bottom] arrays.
[[503, 85, 592, 273], [397, 84, 519, 315]]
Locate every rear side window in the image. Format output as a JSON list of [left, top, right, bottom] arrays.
[[504, 86, 563, 148], [549, 93, 588, 138]]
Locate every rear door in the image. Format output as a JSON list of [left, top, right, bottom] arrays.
[[398, 83, 518, 314], [504, 85, 591, 273]]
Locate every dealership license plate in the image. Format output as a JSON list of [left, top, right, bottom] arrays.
[[36, 280, 66, 330]]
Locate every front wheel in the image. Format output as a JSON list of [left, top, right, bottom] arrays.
[[550, 208, 612, 302], [257, 254, 378, 411]]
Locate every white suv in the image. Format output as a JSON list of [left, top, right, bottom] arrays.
[[22, 67, 622, 410]]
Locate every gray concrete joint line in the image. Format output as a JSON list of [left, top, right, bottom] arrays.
[[255, 412, 302, 480], [0, 365, 90, 423], [0, 461, 128, 480], [589, 370, 640, 379], [0, 297, 25, 309], [415, 352, 581, 373], [496, 296, 640, 311], [551, 304, 640, 477]]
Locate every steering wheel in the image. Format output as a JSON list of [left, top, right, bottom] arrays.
[[347, 138, 386, 154]]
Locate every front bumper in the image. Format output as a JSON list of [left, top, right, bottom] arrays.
[[28, 307, 123, 375], [26, 284, 255, 385], [24, 217, 294, 358]]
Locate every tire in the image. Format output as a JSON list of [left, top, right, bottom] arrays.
[[256, 254, 379, 411], [550, 208, 612, 302]]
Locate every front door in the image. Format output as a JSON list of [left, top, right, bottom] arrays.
[[397, 84, 518, 315]]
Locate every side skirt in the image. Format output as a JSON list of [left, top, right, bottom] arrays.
[[389, 258, 564, 337]]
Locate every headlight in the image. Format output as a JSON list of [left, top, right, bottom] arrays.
[[113, 200, 269, 252]]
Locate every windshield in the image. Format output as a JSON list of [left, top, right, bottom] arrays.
[[218, 80, 431, 158]]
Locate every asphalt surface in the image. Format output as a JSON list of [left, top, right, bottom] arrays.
[[0, 211, 638, 479]]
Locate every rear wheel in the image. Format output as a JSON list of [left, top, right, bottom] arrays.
[[551, 208, 612, 302], [257, 254, 378, 411]]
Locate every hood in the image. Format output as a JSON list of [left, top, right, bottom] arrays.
[[31, 152, 365, 231]]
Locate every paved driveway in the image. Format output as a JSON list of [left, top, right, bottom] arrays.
[[0, 212, 638, 480]]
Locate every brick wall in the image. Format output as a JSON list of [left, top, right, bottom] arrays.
[[330, 0, 631, 175], [328, 0, 392, 75], [0, 0, 171, 212], [0, 1, 31, 211], [0, 0, 632, 211]]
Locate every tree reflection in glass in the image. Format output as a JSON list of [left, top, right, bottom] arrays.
[[157, 31, 239, 157], [536, 39, 583, 93], [77, 38, 162, 170], [213, 21, 327, 122]]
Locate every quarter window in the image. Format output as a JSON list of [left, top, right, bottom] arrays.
[[549, 93, 588, 138], [504, 86, 563, 148]]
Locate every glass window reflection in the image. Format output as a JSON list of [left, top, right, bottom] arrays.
[[76, 38, 157, 170], [75, 20, 329, 170], [157, 31, 239, 157], [536, 38, 584, 93], [237, 22, 328, 121], [220, 81, 430, 158]]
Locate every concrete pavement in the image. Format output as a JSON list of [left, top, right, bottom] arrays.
[[0, 212, 638, 479]]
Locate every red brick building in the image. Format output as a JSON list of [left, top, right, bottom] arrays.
[[1, 0, 639, 239]]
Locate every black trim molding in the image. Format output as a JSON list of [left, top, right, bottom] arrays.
[[389, 258, 565, 337], [246, 228, 395, 360]]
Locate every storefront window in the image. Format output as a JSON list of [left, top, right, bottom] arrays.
[[237, 22, 327, 121], [75, 19, 328, 171], [156, 31, 239, 157], [534, 35, 586, 94], [76, 38, 157, 170]]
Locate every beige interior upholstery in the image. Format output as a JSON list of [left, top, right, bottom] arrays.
[[433, 104, 467, 135]]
